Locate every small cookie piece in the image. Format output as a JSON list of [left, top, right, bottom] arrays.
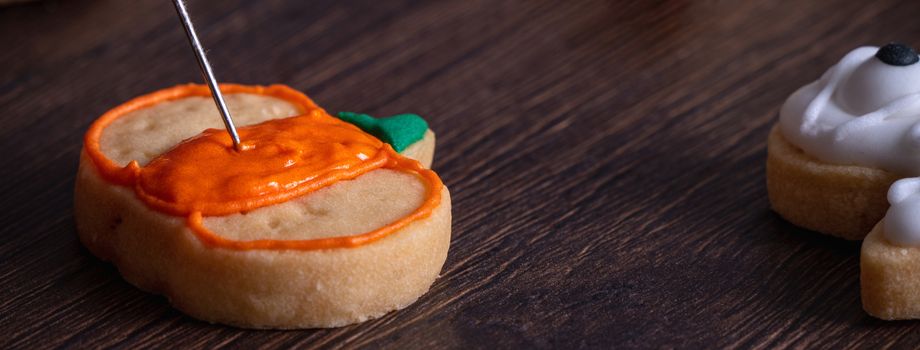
[[861, 177, 920, 319], [861, 223, 920, 319]]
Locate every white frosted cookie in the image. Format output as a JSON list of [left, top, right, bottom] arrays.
[[861, 177, 920, 319], [772, 43, 920, 320], [74, 84, 450, 328], [769, 43, 920, 239]]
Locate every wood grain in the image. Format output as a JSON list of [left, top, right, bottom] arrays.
[[3, 0, 920, 348]]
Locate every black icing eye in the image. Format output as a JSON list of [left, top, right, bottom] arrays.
[[876, 42, 920, 66]]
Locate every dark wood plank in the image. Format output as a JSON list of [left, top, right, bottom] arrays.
[[4, 0, 920, 348]]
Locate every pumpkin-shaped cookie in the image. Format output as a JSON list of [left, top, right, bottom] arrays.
[[74, 84, 451, 328]]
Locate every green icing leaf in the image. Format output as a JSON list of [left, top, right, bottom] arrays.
[[336, 112, 428, 152]]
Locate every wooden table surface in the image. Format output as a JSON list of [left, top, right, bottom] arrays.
[[4, 0, 920, 348]]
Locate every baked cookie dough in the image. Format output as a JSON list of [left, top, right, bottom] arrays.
[[766, 126, 898, 239], [74, 84, 451, 328]]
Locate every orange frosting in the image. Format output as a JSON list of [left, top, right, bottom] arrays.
[[84, 84, 443, 251]]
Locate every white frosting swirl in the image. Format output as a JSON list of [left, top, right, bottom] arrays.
[[780, 46, 920, 175], [884, 177, 920, 245]]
